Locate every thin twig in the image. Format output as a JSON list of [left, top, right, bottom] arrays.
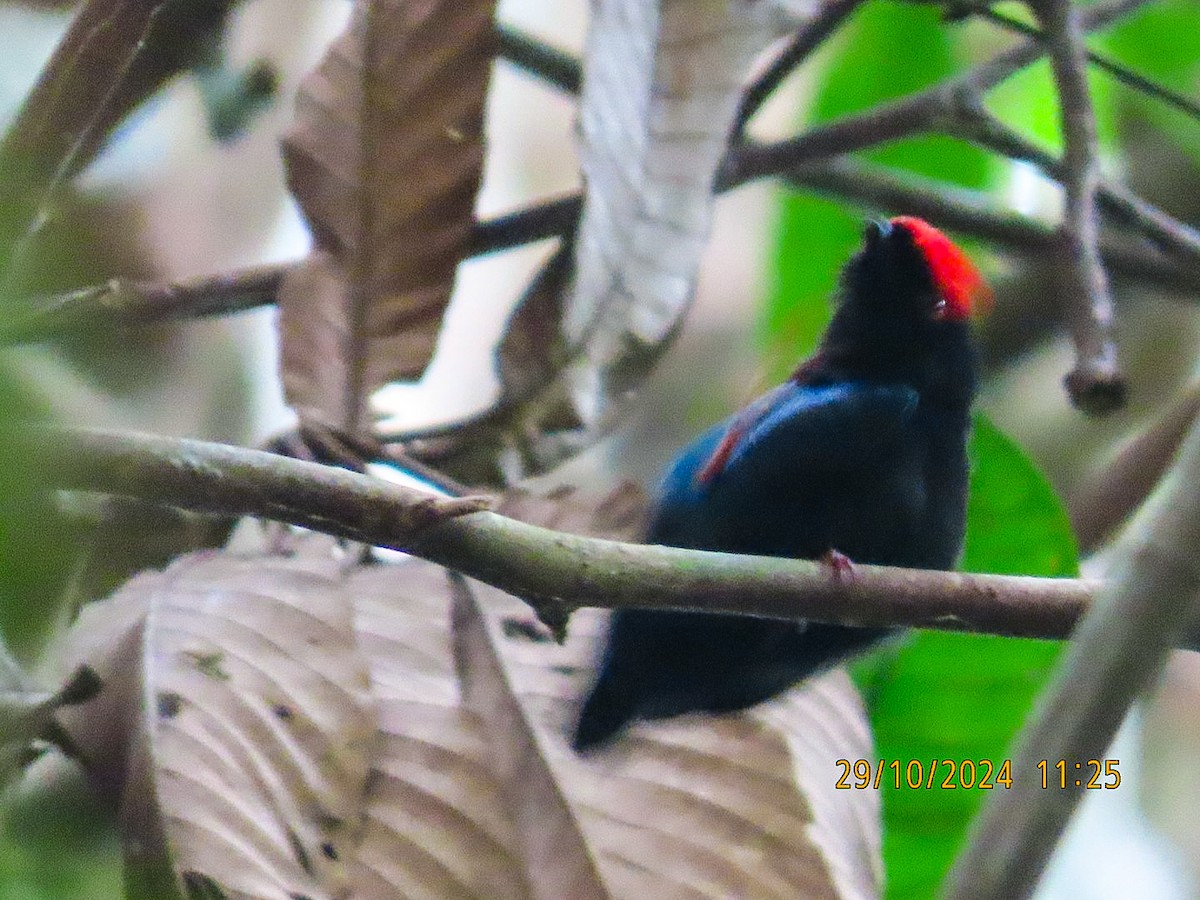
[[784, 157, 1200, 293], [726, 0, 1153, 186], [1, 201, 584, 345], [1034, 0, 1125, 413], [943, 394, 1200, 900], [972, 5, 1200, 122], [468, 194, 581, 256], [16, 423, 1111, 640], [733, 0, 865, 135], [0, 266, 287, 344], [495, 24, 581, 95], [954, 107, 1200, 267]]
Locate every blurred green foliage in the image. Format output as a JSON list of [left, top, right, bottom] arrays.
[[0, 357, 78, 661]]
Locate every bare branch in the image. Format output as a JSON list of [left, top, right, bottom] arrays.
[[733, 0, 865, 135], [943, 390, 1200, 900], [7, 147, 1196, 353], [468, 194, 581, 256], [0, 200, 583, 346], [1034, 0, 1125, 413], [0, 266, 286, 344], [496, 24, 581, 94], [784, 157, 1200, 293], [953, 108, 1200, 265], [727, 0, 1153, 187], [14, 423, 1106, 642], [971, 5, 1200, 123]]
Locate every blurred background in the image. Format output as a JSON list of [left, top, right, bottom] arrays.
[[0, 0, 1197, 897]]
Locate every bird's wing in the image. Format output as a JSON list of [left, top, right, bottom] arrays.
[[698, 381, 919, 487]]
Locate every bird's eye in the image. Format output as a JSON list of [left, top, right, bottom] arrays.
[[931, 297, 948, 320]]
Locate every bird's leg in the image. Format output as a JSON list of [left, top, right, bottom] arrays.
[[820, 548, 856, 580]]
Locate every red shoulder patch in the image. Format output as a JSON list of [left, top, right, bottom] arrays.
[[696, 421, 747, 486], [694, 384, 792, 486], [891, 216, 992, 321]]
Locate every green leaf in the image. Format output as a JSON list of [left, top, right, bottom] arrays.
[[764, 1, 993, 379], [858, 414, 1076, 899], [961, 415, 1079, 578]]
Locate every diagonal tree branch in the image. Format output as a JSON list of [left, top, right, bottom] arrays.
[[969, 4, 1200, 122], [952, 107, 1200, 264], [1069, 379, 1200, 553], [496, 24, 581, 94], [0, 266, 286, 343], [7, 147, 1197, 352], [0, 200, 582, 346], [725, 0, 1153, 186], [784, 157, 1200, 293], [733, 0, 865, 135], [468, 194, 581, 255]]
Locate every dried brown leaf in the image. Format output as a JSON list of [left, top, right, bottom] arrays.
[[455, 582, 882, 900], [350, 559, 531, 900], [51, 478, 878, 897], [495, 244, 575, 412], [280, 0, 497, 434], [58, 536, 377, 900]]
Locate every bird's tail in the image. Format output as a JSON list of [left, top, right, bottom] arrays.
[[572, 675, 637, 752], [572, 617, 896, 753]]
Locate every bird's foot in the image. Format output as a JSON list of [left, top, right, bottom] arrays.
[[820, 548, 856, 581]]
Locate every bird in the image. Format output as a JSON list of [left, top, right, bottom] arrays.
[[572, 216, 990, 752]]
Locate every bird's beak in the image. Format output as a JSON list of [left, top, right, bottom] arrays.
[[863, 219, 891, 248]]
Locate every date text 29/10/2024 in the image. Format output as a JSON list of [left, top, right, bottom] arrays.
[[834, 759, 1122, 790]]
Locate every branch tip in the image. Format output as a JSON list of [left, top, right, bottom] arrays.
[[1064, 366, 1128, 416]]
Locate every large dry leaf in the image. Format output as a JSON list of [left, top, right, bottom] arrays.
[[51, 482, 878, 897], [344, 486, 642, 899], [279, 0, 497, 434], [564, 0, 823, 428], [352, 540, 880, 899], [57, 536, 378, 900], [454, 582, 881, 900], [350, 560, 531, 900], [495, 244, 576, 418]]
